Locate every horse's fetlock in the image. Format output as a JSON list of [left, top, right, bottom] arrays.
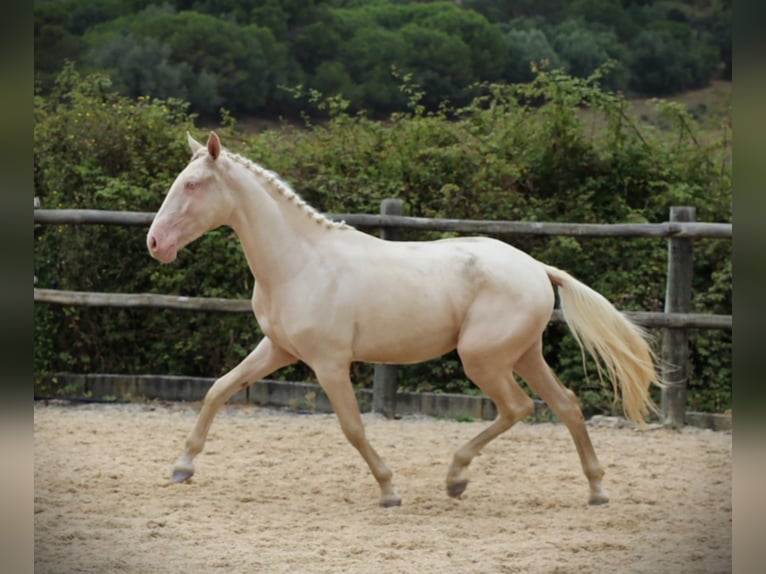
[[378, 467, 394, 485], [452, 450, 472, 469], [586, 464, 605, 482]]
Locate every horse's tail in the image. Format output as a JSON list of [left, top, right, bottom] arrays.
[[544, 264, 664, 426]]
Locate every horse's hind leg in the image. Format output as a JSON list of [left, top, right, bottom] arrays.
[[171, 337, 296, 483], [446, 355, 535, 498], [514, 342, 609, 505]]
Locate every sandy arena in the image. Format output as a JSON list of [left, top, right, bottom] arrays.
[[34, 401, 731, 573]]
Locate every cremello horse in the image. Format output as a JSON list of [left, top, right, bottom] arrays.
[[147, 132, 662, 507]]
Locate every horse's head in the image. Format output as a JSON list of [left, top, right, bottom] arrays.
[[147, 131, 234, 263]]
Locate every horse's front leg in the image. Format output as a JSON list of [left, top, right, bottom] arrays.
[[315, 363, 402, 507], [171, 337, 296, 483]]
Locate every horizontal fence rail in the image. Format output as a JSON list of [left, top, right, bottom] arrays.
[[34, 209, 732, 239], [34, 288, 253, 313], [34, 204, 732, 426], [33, 288, 732, 330]]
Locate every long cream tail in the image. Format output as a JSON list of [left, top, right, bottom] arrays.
[[544, 264, 664, 425]]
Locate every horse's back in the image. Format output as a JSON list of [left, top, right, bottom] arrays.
[[314, 234, 555, 364], [395, 236, 550, 294]]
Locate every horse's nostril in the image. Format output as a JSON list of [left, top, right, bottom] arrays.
[[149, 235, 157, 250]]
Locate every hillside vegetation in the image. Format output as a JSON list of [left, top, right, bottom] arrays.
[[35, 0, 731, 118]]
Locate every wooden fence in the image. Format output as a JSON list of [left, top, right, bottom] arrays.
[[34, 201, 732, 427]]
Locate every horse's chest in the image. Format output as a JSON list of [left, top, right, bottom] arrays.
[[251, 290, 327, 357], [251, 289, 278, 339]]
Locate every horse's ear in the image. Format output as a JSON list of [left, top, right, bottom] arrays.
[[207, 131, 221, 160], [187, 132, 203, 155]]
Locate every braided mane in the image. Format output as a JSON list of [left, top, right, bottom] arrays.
[[226, 151, 349, 230]]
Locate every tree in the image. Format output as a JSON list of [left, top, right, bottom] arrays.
[[709, 1, 732, 80], [85, 31, 225, 114], [462, 0, 568, 23], [629, 26, 717, 95], [35, 25, 87, 88], [401, 23, 473, 108], [415, 5, 507, 82], [552, 19, 628, 90], [250, 0, 290, 38], [83, 8, 290, 115], [563, 0, 638, 40], [338, 25, 407, 113], [291, 20, 343, 75], [34, 0, 731, 114], [629, 29, 687, 95], [503, 28, 561, 83], [311, 60, 358, 105]]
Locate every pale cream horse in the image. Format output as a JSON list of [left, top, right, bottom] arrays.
[[147, 132, 662, 507]]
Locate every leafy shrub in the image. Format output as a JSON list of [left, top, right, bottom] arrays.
[[34, 65, 731, 414]]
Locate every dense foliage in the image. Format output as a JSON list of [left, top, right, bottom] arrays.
[[34, 65, 732, 414], [35, 0, 731, 117]]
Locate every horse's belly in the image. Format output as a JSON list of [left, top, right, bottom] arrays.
[[349, 299, 462, 364], [352, 327, 457, 364]]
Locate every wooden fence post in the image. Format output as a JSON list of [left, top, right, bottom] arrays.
[[373, 199, 403, 418], [661, 206, 696, 428]]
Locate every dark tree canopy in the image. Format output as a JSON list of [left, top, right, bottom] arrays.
[[35, 0, 731, 117]]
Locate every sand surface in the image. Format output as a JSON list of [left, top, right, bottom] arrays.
[[34, 401, 731, 573]]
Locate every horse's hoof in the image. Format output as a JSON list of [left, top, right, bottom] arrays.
[[380, 496, 402, 508], [171, 468, 194, 484], [588, 491, 610, 505], [446, 480, 468, 498]]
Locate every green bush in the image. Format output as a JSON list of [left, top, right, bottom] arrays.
[[34, 65, 731, 414]]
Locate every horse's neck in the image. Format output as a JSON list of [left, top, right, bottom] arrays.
[[225, 155, 344, 287]]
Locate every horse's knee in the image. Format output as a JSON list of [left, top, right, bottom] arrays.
[[203, 381, 227, 405], [203, 375, 246, 408]]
